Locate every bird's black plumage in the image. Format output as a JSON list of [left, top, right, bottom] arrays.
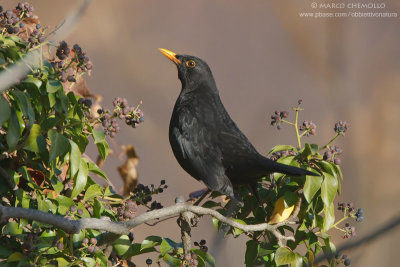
[[160, 49, 318, 202]]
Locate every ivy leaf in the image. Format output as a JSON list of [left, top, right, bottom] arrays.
[[88, 162, 108, 181], [303, 174, 323, 203], [112, 235, 131, 257], [48, 129, 70, 162], [321, 172, 338, 208], [192, 248, 216, 267], [275, 247, 303, 266], [11, 90, 35, 127], [46, 80, 63, 93], [163, 253, 181, 267], [92, 130, 109, 159], [284, 191, 298, 208], [6, 110, 21, 150], [84, 184, 103, 201], [0, 95, 11, 126], [56, 195, 75, 215], [323, 203, 335, 232], [160, 238, 174, 256], [69, 140, 81, 177], [122, 243, 156, 259], [141, 236, 162, 251], [3, 222, 23, 235], [70, 159, 88, 199], [245, 240, 258, 267], [232, 218, 246, 237], [24, 124, 45, 153]]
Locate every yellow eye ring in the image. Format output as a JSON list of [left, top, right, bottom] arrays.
[[185, 60, 196, 68]]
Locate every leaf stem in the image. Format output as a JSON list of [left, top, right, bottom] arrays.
[[319, 133, 340, 151], [294, 107, 302, 148]]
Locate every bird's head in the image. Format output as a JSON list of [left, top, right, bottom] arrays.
[[159, 48, 216, 92]]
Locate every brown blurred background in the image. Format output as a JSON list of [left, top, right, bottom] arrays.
[[7, 0, 400, 266]]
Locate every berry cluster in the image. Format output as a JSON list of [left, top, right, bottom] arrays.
[[132, 181, 167, 210], [270, 110, 289, 130], [337, 202, 365, 222], [270, 150, 297, 161], [66, 205, 84, 217], [82, 237, 99, 254], [342, 222, 356, 239], [335, 253, 351, 266], [323, 145, 343, 165], [113, 97, 144, 127], [52, 236, 64, 251], [15, 2, 35, 18], [299, 121, 317, 136], [1, 10, 20, 34], [51, 41, 92, 83], [96, 97, 144, 138], [78, 97, 92, 108], [27, 25, 45, 45], [334, 120, 349, 135], [112, 199, 138, 221], [22, 232, 40, 256], [337, 202, 355, 213], [194, 239, 208, 252], [56, 41, 70, 60]]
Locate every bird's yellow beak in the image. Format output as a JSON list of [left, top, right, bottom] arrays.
[[158, 48, 182, 65]]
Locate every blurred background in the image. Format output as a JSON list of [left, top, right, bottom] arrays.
[[7, 0, 400, 265]]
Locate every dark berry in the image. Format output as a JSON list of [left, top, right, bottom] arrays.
[[82, 238, 89, 245], [36, 24, 41, 29], [7, 26, 14, 34], [77, 209, 83, 215], [146, 258, 152, 265], [70, 205, 77, 212], [344, 258, 351, 266], [334, 158, 341, 165], [160, 179, 166, 185], [87, 245, 94, 253]]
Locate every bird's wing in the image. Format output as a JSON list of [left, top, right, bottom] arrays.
[[172, 110, 236, 198]]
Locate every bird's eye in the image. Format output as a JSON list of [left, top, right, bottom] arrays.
[[185, 60, 196, 68]]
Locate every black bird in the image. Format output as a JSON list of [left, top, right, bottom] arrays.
[[159, 48, 318, 203]]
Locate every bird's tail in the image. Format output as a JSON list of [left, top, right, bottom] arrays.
[[264, 158, 319, 177]]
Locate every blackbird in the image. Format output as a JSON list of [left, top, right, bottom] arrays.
[[159, 48, 319, 203]]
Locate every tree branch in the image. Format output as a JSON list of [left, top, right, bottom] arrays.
[[0, 197, 299, 242]]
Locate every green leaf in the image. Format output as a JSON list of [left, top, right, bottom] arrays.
[[141, 236, 162, 251], [48, 129, 70, 162], [11, 90, 35, 126], [323, 203, 335, 232], [70, 159, 88, 199], [82, 257, 96, 266], [92, 130, 109, 159], [122, 243, 156, 259], [112, 235, 131, 257], [0, 96, 11, 126], [192, 248, 216, 267], [267, 144, 296, 155], [56, 257, 70, 267], [284, 191, 298, 208], [84, 184, 103, 201], [0, 246, 12, 259], [3, 222, 22, 235], [163, 253, 181, 267], [275, 247, 302, 266], [46, 80, 63, 93], [303, 175, 323, 203], [56, 195, 75, 215], [232, 218, 246, 237], [23, 124, 44, 153], [160, 238, 173, 256], [321, 172, 338, 208], [88, 162, 108, 181], [310, 144, 319, 154], [6, 110, 21, 150], [21, 76, 42, 91], [322, 237, 336, 262], [69, 140, 81, 177], [202, 200, 221, 208], [245, 240, 258, 267]]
